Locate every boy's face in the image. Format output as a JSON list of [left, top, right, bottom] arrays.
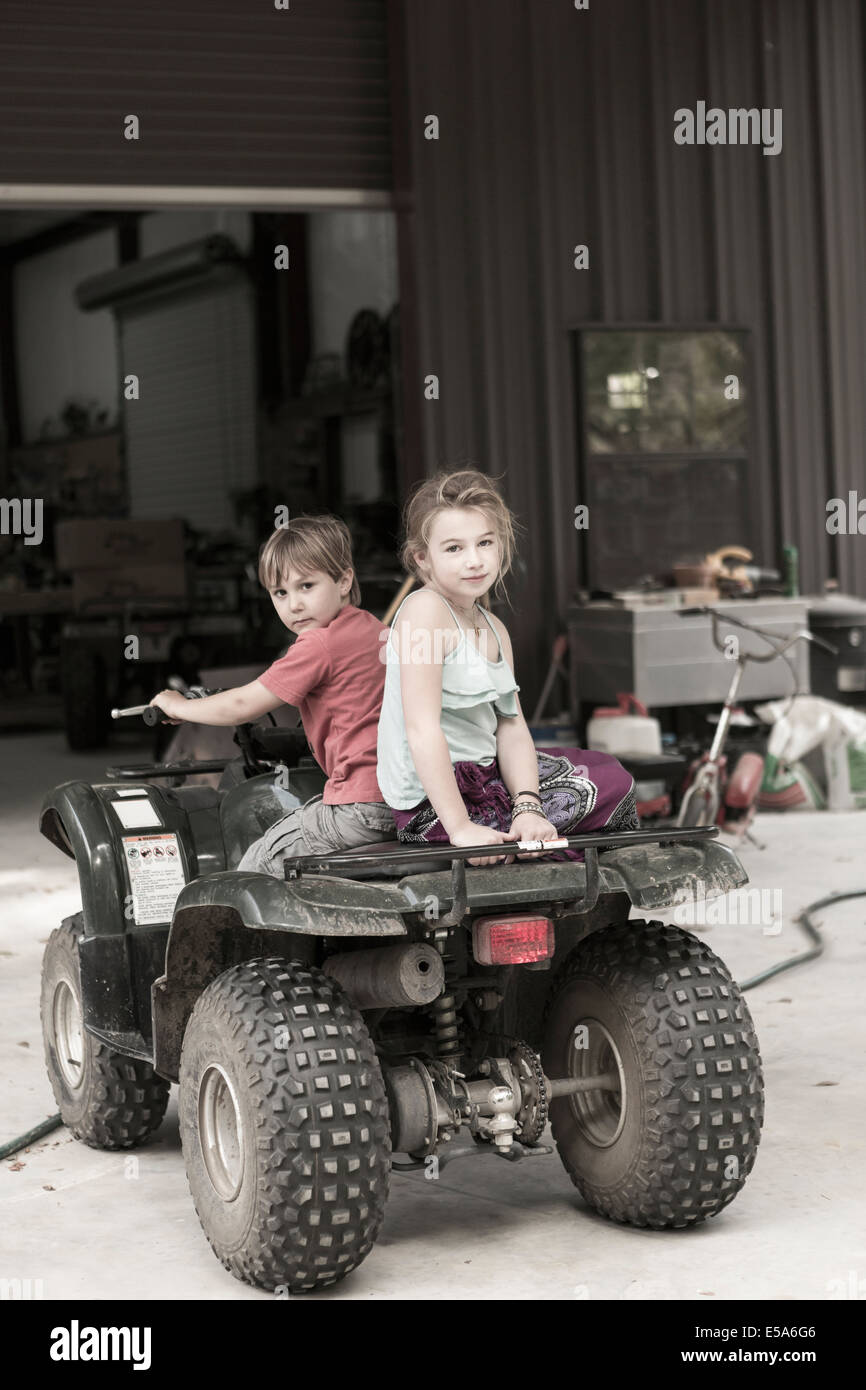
[[269, 567, 352, 636]]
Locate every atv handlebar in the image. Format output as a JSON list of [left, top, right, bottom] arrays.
[[111, 687, 221, 725], [108, 686, 311, 782]]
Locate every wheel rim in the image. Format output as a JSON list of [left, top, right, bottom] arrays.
[[52, 980, 85, 1091], [198, 1064, 245, 1201], [569, 1017, 627, 1147]]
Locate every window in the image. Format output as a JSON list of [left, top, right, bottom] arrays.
[[582, 328, 748, 455], [574, 327, 752, 591]]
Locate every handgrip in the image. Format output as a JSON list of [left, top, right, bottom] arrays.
[[111, 703, 158, 721], [111, 688, 221, 724]]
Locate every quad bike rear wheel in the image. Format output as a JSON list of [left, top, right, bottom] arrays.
[[178, 957, 391, 1294], [41, 916, 170, 1148], [543, 920, 763, 1228]]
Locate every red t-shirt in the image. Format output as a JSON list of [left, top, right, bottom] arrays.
[[259, 605, 387, 805]]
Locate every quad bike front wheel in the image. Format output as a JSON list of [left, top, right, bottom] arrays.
[[543, 920, 764, 1228], [178, 957, 391, 1294], [41, 916, 170, 1148]]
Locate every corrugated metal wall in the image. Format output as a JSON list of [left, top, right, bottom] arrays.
[[0, 0, 391, 191], [394, 0, 866, 700]]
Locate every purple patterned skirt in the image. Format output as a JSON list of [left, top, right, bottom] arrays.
[[392, 747, 639, 861]]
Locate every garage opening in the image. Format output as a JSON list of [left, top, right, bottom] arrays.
[[0, 203, 404, 741]]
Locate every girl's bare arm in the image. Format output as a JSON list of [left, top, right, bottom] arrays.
[[397, 592, 475, 838], [489, 618, 541, 793], [396, 594, 511, 864], [491, 617, 559, 848]]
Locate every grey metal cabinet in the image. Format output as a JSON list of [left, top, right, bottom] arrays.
[[567, 600, 810, 716]]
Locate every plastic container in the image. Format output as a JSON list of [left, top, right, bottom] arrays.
[[587, 693, 662, 757], [587, 694, 665, 810]]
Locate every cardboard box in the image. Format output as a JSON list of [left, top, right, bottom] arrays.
[[72, 562, 188, 610], [56, 518, 185, 572], [10, 433, 124, 514]]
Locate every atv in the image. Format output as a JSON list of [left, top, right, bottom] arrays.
[[39, 693, 764, 1294]]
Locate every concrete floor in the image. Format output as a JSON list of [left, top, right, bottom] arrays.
[[2, 728, 865, 1301]]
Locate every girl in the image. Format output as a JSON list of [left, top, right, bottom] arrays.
[[376, 470, 638, 866]]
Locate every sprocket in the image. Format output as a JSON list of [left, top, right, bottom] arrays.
[[506, 1040, 549, 1147], [466, 1037, 549, 1146]]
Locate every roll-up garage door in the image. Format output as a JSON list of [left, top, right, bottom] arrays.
[[120, 277, 257, 531], [0, 0, 391, 192]]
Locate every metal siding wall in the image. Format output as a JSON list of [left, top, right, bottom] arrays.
[[396, 0, 866, 704], [646, 1, 716, 322], [814, 0, 866, 598], [706, 0, 779, 574], [761, 0, 834, 596], [0, 0, 391, 190]]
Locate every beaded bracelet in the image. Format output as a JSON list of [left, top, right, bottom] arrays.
[[511, 801, 544, 819]]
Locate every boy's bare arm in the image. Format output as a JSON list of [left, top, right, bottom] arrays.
[[149, 679, 285, 727]]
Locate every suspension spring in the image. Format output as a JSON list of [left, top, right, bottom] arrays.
[[432, 933, 462, 1061], [433, 992, 461, 1059]]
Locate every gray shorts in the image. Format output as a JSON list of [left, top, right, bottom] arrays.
[[236, 795, 396, 876]]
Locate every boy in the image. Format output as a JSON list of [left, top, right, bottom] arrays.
[[149, 515, 395, 874]]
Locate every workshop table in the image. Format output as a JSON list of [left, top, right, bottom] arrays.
[[567, 598, 811, 728]]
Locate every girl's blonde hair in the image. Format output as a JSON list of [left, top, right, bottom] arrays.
[[400, 468, 519, 605], [258, 515, 361, 606]]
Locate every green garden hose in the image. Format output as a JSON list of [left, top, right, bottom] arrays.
[[0, 1113, 62, 1161], [740, 888, 865, 991]]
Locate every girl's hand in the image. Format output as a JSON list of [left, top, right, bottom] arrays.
[[449, 822, 515, 868], [148, 690, 186, 725], [509, 809, 559, 859]]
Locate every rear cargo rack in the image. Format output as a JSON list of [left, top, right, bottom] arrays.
[[285, 824, 718, 878]]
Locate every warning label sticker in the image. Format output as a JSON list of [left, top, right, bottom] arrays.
[[122, 833, 187, 925]]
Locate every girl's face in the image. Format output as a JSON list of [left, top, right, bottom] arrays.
[[415, 507, 501, 604], [269, 567, 352, 635]]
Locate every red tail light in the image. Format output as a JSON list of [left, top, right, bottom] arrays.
[[472, 914, 555, 965]]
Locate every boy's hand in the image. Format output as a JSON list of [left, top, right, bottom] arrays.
[[509, 809, 559, 859], [149, 690, 187, 724], [449, 822, 514, 868]]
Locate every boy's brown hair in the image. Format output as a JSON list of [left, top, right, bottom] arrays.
[[400, 468, 519, 605], [258, 515, 361, 606]]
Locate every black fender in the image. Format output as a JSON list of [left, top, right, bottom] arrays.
[[38, 780, 223, 1053], [151, 874, 410, 1079]]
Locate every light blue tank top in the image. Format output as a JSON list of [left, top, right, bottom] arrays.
[[376, 590, 520, 809]]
